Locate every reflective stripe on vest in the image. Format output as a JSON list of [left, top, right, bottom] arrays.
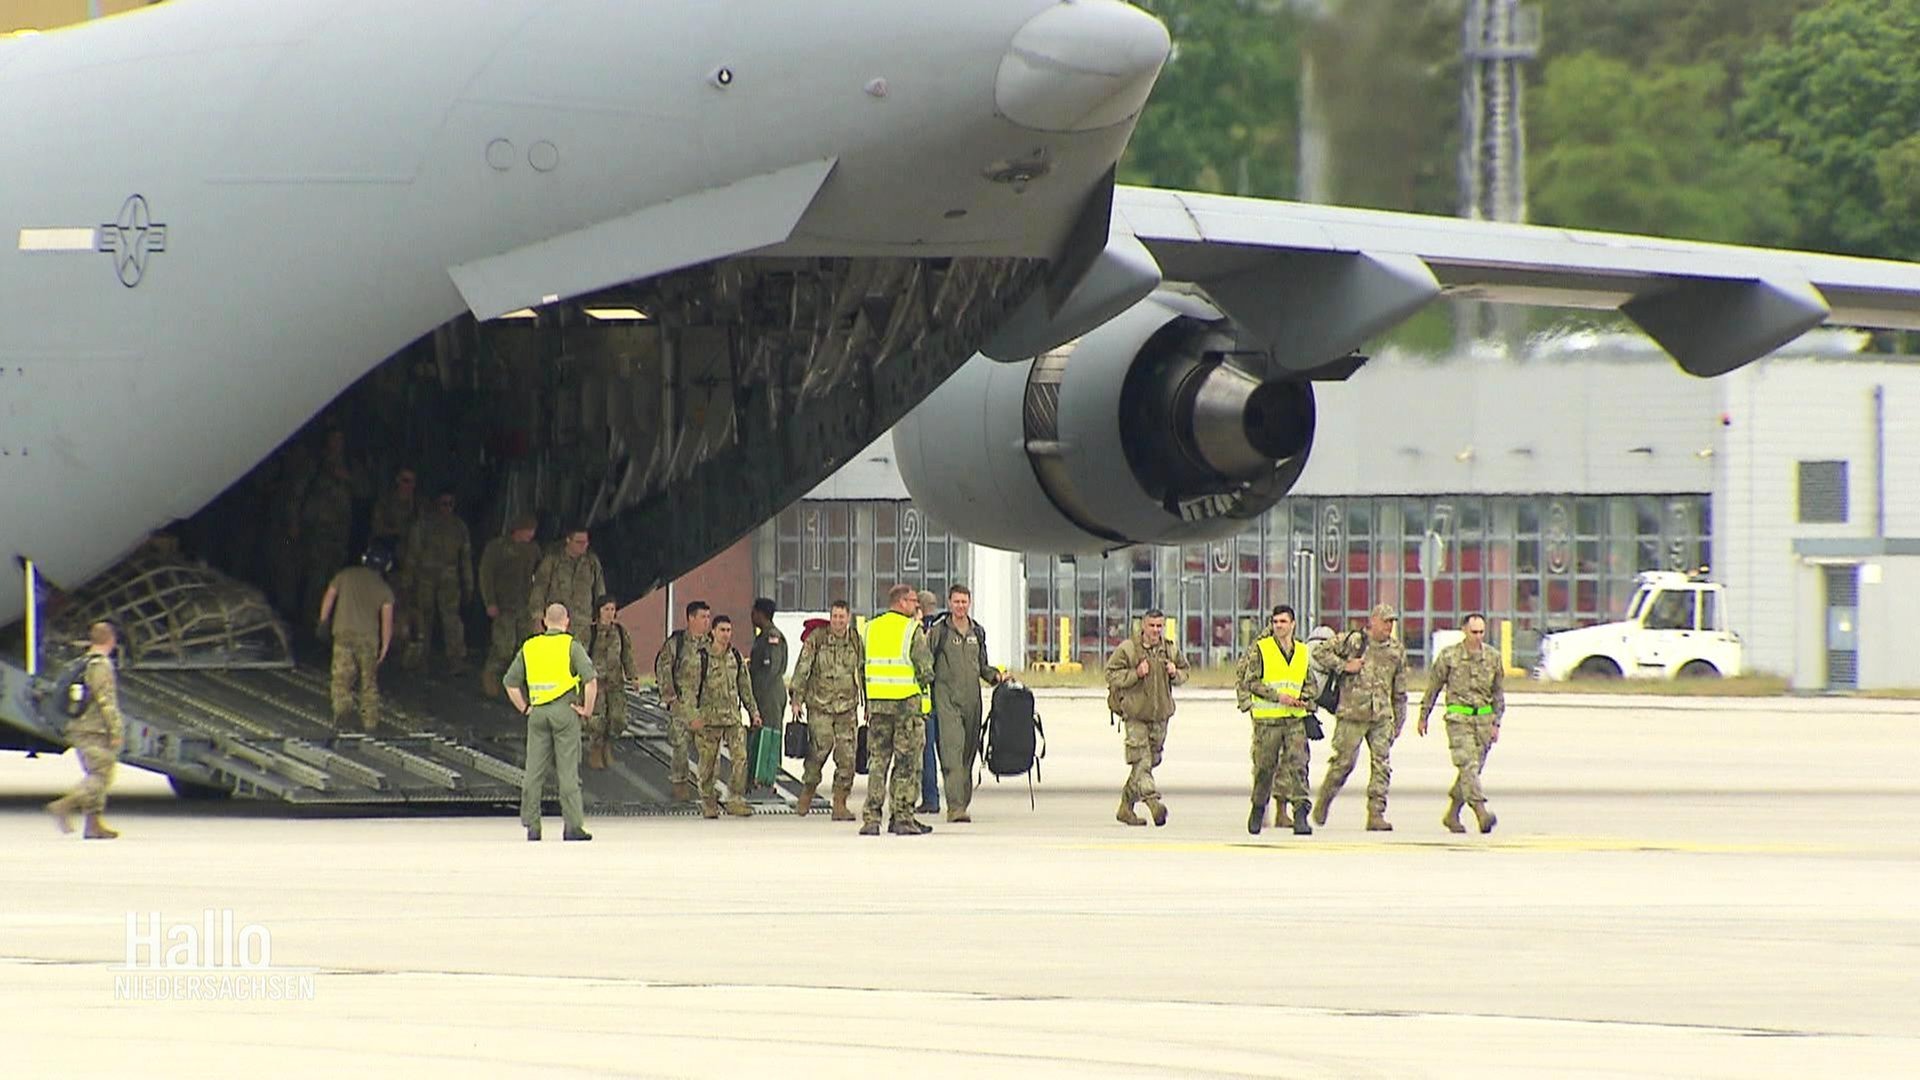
[[523, 633, 581, 706], [1251, 637, 1311, 719], [1447, 704, 1494, 715], [864, 611, 918, 701]]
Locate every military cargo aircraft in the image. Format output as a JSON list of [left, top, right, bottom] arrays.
[[4, 0, 1918, 807]]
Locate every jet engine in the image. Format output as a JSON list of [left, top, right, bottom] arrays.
[[894, 292, 1315, 554]]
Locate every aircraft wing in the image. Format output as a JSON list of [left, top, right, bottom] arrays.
[[1115, 185, 1920, 377]]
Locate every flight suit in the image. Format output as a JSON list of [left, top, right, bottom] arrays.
[[930, 616, 998, 819], [507, 630, 597, 839], [749, 623, 789, 789]]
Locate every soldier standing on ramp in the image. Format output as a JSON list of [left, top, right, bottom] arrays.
[[1417, 612, 1503, 834], [506, 603, 597, 842], [789, 599, 864, 820], [585, 595, 638, 770], [528, 526, 605, 647], [478, 515, 540, 698], [655, 600, 713, 802], [46, 621, 126, 839], [317, 543, 397, 732], [404, 489, 474, 675]]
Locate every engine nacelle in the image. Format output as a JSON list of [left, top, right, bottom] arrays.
[[894, 292, 1315, 554]]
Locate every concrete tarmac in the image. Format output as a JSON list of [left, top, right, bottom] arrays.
[[2, 690, 1916, 1077]]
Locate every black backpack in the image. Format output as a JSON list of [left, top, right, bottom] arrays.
[[981, 680, 1045, 807], [63, 658, 98, 718]]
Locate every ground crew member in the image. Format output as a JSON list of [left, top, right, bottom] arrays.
[[1105, 609, 1187, 826], [585, 596, 637, 770], [862, 583, 936, 836], [1312, 603, 1409, 831], [690, 614, 762, 818], [748, 598, 788, 793], [505, 603, 596, 842], [915, 588, 942, 815], [528, 526, 606, 647], [1275, 624, 1336, 828], [789, 599, 863, 820], [1418, 612, 1504, 834], [369, 468, 418, 553], [478, 515, 541, 697], [45, 621, 125, 839], [403, 490, 473, 675], [655, 600, 713, 802], [317, 542, 397, 731], [1237, 605, 1317, 836], [929, 583, 1002, 823], [297, 428, 364, 627]]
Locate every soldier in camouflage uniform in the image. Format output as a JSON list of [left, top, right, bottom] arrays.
[[478, 515, 540, 697], [297, 429, 364, 629], [528, 526, 606, 647], [369, 468, 419, 552], [318, 544, 397, 731], [1312, 603, 1409, 831], [46, 622, 126, 839], [861, 584, 936, 835], [1235, 605, 1317, 837], [788, 599, 864, 820], [1417, 612, 1504, 834], [689, 615, 762, 818], [655, 600, 713, 802], [1105, 609, 1189, 827], [403, 490, 474, 674], [584, 596, 637, 770]]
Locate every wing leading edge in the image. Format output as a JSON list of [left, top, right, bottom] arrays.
[[1115, 185, 1920, 377]]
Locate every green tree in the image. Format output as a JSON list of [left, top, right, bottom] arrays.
[[1529, 52, 1798, 243], [1533, 0, 1819, 109], [1120, 0, 1304, 198], [1738, 0, 1920, 260]]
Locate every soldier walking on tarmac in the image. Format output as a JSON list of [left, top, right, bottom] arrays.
[[1417, 612, 1504, 834], [655, 600, 713, 802], [789, 600, 864, 820], [1312, 603, 1409, 831], [46, 621, 126, 839], [862, 583, 936, 836], [1236, 605, 1316, 837], [506, 603, 597, 842], [747, 598, 789, 793], [689, 615, 762, 819], [1105, 609, 1188, 827]]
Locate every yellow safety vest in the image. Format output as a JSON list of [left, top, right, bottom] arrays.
[[864, 611, 918, 701], [523, 633, 580, 706], [1251, 637, 1310, 719]]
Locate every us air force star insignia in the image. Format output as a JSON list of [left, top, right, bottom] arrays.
[[97, 195, 168, 288]]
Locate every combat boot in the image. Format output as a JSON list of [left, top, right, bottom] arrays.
[[1365, 805, 1393, 832], [831, 790, 855, 822], [796, 782, 818, 817], [1247, 802, 1264, 835], [724, 801, 753, 818], [1144, 796, 1169, 827], [889, 818, 930, 836], [1311, 785, 1334, 826], [672, 781, 691, 803], [480, 671, 501, 698], [1473, 803, 1497, 834], [1442, 798, 1466, 834], [1116, 798, 1146, 827], [1275, 798, 1291, 829], [1292, 801, 1313, 836], [83, 814, 119, 840], [563, 828, 593, 842], [44, 798, 76, 835], [701, 800, 721, 820], [859, 820, 881, 836]]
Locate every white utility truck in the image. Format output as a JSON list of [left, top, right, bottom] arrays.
[[1534, 572, 1744, 680]]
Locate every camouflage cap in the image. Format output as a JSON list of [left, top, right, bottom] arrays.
[[1307, 625, 1335, 642], [1370, 602, 1398, 621]]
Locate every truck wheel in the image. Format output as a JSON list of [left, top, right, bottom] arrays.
[[167, 776, 233, 800], [1573, 657, 1622, 679], [1676, 661, 1721, 679]]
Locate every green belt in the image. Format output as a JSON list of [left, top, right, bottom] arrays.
[[1446, 704, 1494, 715]]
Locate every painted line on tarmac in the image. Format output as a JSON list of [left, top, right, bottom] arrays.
[[1060, 836, 1843, 856]]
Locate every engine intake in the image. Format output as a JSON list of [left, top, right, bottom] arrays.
[[895, 292, 1316, 554]]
